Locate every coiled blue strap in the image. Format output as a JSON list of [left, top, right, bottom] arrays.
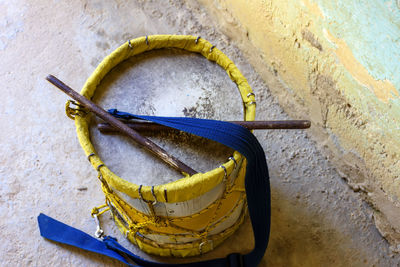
[[38, 110, 271, 267]]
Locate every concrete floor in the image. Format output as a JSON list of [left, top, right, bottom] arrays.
[[1, 0, 399, 266]]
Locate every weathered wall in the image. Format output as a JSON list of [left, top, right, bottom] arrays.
[[198, 0, 400, 246], [1, 0, 400, 265]]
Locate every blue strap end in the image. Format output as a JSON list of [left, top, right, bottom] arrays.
[[37, 213, 139, 266]]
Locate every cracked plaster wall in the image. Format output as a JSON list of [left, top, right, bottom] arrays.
[[198, 0, 400, 248]]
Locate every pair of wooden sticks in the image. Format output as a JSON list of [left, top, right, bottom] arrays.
[[46, 75, 310, 176]]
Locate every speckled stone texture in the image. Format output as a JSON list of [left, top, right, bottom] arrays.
[[0, 1, 399, 266]]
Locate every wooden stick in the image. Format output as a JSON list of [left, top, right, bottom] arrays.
[[46, 75, 197, 176], [98, 120, 311, 133]]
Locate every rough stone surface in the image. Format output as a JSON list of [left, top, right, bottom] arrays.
[[0, 0, 399, 266]]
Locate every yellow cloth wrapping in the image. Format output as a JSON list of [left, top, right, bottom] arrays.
[[74, 35, 256, 257]]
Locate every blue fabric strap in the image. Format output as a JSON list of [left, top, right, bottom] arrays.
[[38, 213, 138, 266], [38, 213, 234, 267], [38, 110, 271, 267]]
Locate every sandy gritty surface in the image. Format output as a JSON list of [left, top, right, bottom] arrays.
[[0, 0, 399, 266]]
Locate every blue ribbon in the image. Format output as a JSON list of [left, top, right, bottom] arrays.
[[38, 110, 271, 266]]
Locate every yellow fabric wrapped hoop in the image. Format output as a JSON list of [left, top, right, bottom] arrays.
[[74, 35, 256, 257]]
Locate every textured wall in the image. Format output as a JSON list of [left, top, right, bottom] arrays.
[[199, 0, 400, 246], [2, 0, 400, 265]]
